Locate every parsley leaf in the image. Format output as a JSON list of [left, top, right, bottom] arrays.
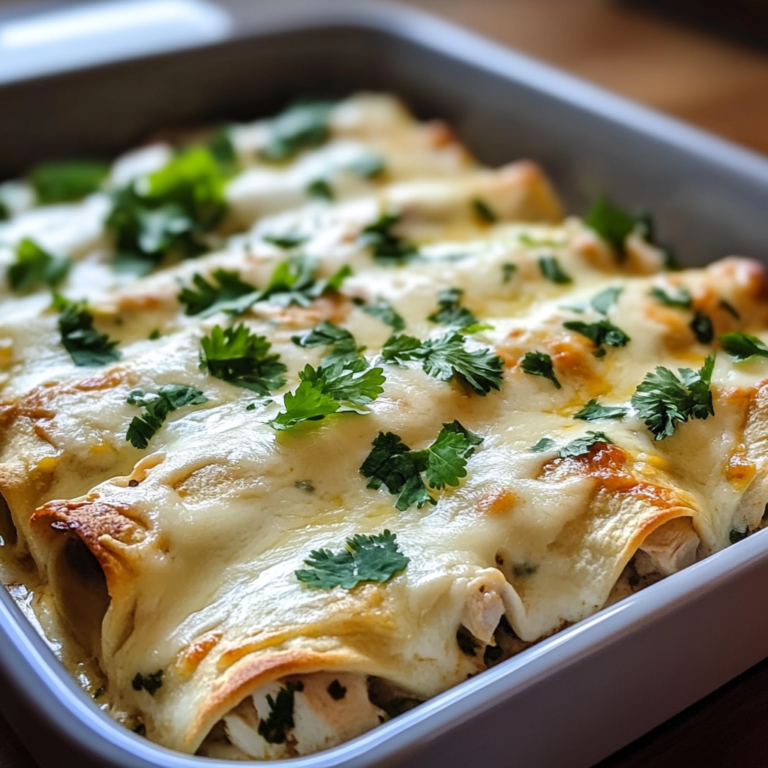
[[427, 288, 490, 333], [520, 351, 561, 389], [132, 670, 163, 696], [271, 359, 385, 430], [295, 530, 409, 590], [257, 682, 303, 744], [573, 399, 627, 421], [530, 437, 556, 452], [649, 285, 692, 308], [360, 422, 482, 510], [559, 431, 613, 458], [53, 294, 120, 367], [563, 319, 631, 353], [306, 178, 334, 201], [538, 256, 573, 284], [7, 238, 71, 293], [382, 332, 504, 395], [585, 197, 637, 260], [690, 311, 714, 344], [199, 324, 286, 394], [362, 299, 405, 331], [107, 147, 227, 269], [590, 286, 623, 315], [359, 212, 418, 264], [126, 384, 207, 449], [291, 321, 364, 365], [178, 269, 257, 317], [631, 356, 715, 440], [29, 161, 108, 203], [721, 332, 768, 362], [260, 101, 334, 163], [258, 257, 351, 309], [472, 198, 498, 223]]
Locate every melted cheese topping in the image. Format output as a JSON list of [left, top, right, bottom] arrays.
[[0, 93, 767, 760]]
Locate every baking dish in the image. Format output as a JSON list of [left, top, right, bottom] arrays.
[[1, 1, 768, 766]]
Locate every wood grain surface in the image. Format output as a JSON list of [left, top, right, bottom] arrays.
[[1, 1, 768, 766]]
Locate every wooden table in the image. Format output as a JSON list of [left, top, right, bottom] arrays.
[[1, 0, 768, 766]]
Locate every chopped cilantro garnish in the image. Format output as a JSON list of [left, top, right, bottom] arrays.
[[106, 147, 227, 269], [631, 356, 715, 440], [472, 198, 498, 223], [262, 232, 308, 249], [132, 670, 163, 696], [327, 679, 347, 700], [306, 178, 334, 201], [53, 294, 121, 367], [271, 359, 384, 430], [148, 329, 161, 340], [690, 311, 714, 344], [382, 332, 504, 396], [359, 212, 418, 264], [585, 197, 637, 260], [719, 299, 740, 319], [573, 399, 627, 421], [258, 257, 351, 308], [295, 530, 409, 590], [530, 437, 556, 452], [563, 319, 631, 353], [29, 160, 109, 203], [178, 269, 257, 317], [126, 384, 207, 450], [259, 100, 334, 163], [502, 263, 517, 283], [362, 299, 405, 331], [559, 431, 613, 458], [520, 351, 561, 389], [649, 285, 692, 308], [257, 682, 303, 744], [427, 288, 490, 333], [206, 125, 238, 173], [360, 422, 483, 510], [347, 154, 385, 179], [7, 238, 71, 293], [538, 255, 572, 284], [721, 332, 768, 362], [199, 324, 286, 394], [590, 286, 622, 315], [292, 321, 364, 365]]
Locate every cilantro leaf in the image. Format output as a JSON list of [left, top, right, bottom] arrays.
[[649, 285, 692, 308], [53, 294, 121, 367], [472, 198, 498, 223], [690, 311, 714, 344], [260, 101, 334, 163], [563, 319, 631, 352], [530, 437, 556, 452], [360, 423, 482, 510], [295, 530, 409, 590], [258, 257, 351, 309], [559, 431, 613, 458], [585, 197, 637, 259], [7, 238, 71, 293], [29, 161, 108, 203], [382, 332, 504, 396], [178, 269, 258, 316], [257, 682, 303, 744], [631, 356, 715, 440], [262, 232, 308, 249], [427, 288, 490, 333], [131, 670, 163, 696], [126, 384, 207, 449], [359, 213, 418, 264], [291, 321, 364, 365], [719, 299, 740, 319], [721, 332, 768, 362], [107, 147, 227, 269], [590, 286, 623, 315], [271, 359, 385, 430], [502, 263, 517, 283], [306, 178, 334, 201], [206, 125, 238, 174], [573, 399, 627, 421], [362, 299, 405, 331], [199, 324, 286, 394], [520, 351, 561, 389], [538, 256, 572, 284]]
